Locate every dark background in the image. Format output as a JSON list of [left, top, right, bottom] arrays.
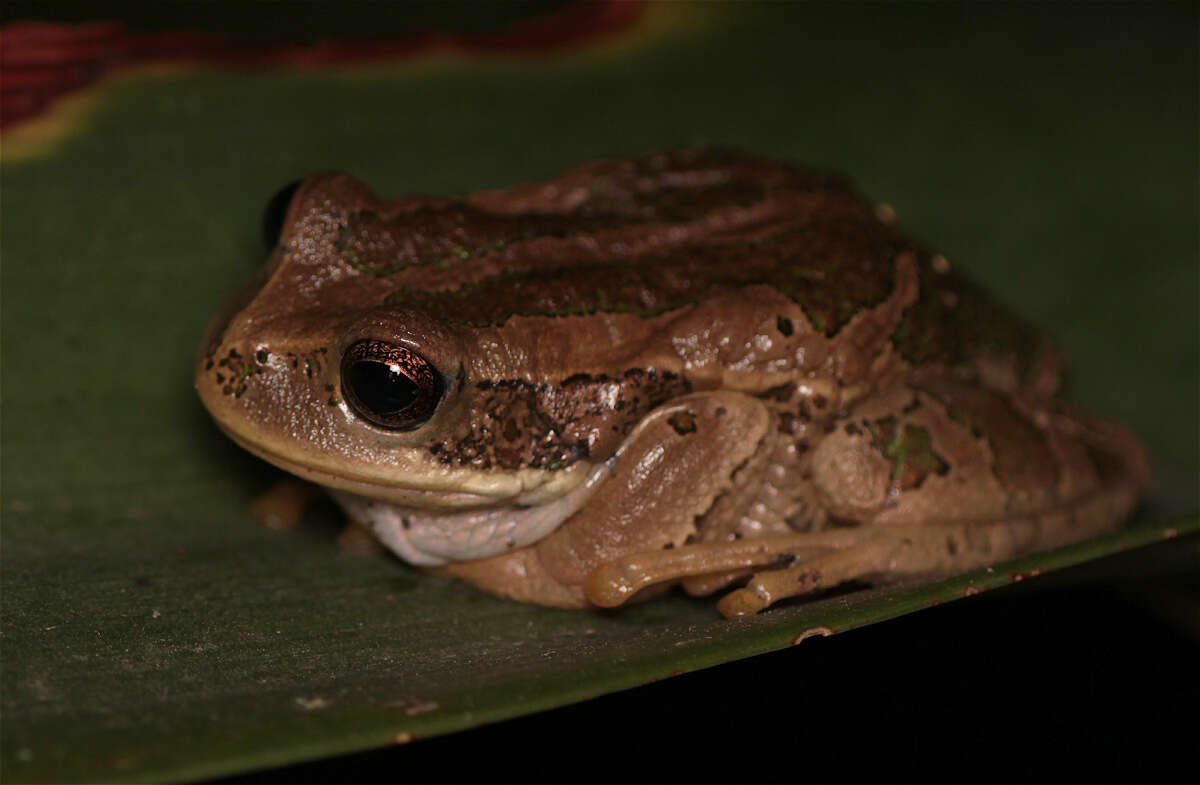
[[210, 538, 1199, 783], [3, 3, 1196, 782]]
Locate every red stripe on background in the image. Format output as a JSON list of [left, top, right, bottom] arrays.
[[0, 1, 643, 130]]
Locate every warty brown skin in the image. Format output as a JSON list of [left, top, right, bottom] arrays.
[[196, 149, 1149, 616]]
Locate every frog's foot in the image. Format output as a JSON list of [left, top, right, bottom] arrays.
[[582, 528, 872, 609], [249, 478, 325, 531], [714, 533, 913, 617], [710, 510, 1066, 617]]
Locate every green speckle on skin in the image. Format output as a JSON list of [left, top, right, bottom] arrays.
[[585, 176, 610, 199], [233, 365, 254, 398], [868, 419, 949, 488], [836, 298, 859, 324], [335, 214, 412, 277], [890, 259, 1045, 385], [802, 306, 827, 334]]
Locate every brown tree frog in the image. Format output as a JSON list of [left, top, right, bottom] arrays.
[[196, 150, 1150, 617]]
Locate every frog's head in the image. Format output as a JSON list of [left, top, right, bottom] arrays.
[[195, 174, 684, 564]]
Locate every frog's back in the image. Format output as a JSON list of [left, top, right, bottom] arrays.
[[348, 148, 1052, 395]]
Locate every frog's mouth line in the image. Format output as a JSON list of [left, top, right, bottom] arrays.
[[218, 423, 594, 509]]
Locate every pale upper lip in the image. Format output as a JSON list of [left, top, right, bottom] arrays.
[[217, 421, 592, 510]]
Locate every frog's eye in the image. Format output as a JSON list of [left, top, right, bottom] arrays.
[[340, 340, 444, 431], [262, 180, 302, 250]]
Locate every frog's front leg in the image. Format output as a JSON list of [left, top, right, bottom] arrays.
[[437, 391, 776, 606], [249, 477, 324, 531], [250, 477, 386, 555]]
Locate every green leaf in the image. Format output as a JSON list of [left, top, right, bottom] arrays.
[[2, 4, 1195, 783]]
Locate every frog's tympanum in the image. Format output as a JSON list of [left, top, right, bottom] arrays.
[[196, 150, 1149, 617]]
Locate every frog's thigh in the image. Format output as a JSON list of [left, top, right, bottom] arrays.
[[536, 391, 773, 590]]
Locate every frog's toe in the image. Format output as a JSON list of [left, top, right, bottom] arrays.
[[249, 478, 324, 532], [715, 541, 900, 618], [715, 585, 770, 617]]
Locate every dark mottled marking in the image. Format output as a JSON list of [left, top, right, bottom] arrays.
[[715, 406, 727, 417], [844, 423, 862, 436], [777, 315, 794, 336], [796, 438, 809, 454], [729, 454, 754, 480], [386, 216, 904, 329], [946, 536, 958, 555], [913, 377, 1059, 495], [338, 165, 774, 279], [432, 368, 691, 470], [797, 569, 822, 586], [212, 347, 256, 397], [668, 411, 698, 436], [901, 396, 921, 414], [760, 383, 794, 402], [891, 257, 1047, 385], [255, 349, 269, 363]]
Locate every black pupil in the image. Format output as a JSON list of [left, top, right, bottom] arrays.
[[346, 360, 418, 415]]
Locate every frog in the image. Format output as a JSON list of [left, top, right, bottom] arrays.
[[195, 149, 1150, 617]]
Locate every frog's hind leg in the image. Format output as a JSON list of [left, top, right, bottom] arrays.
[[704, 377, 1150, 617], [588, 478, 1137, 618], [588, 376, 1149, 617], [713, 518, 1018, 617], [715, 473, 1141, 617]]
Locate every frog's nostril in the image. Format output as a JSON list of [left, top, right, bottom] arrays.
[[340, 340, 443, 431], [262, 180, 302, 250]]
